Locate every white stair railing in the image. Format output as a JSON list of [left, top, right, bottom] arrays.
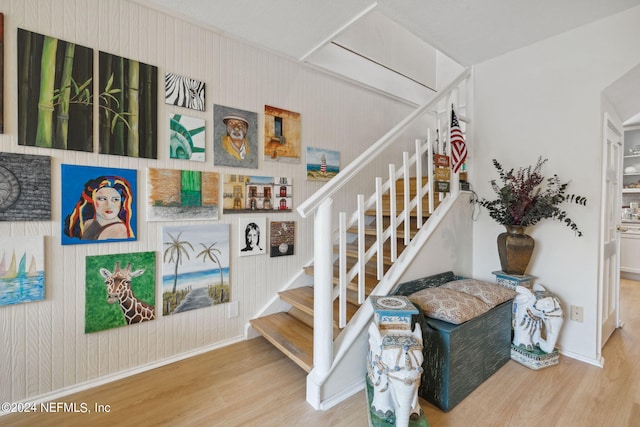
[[296, 67, 472, 381]]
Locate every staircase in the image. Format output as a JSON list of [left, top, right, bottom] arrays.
[[250, 178, 436, 372], [250, 67, 473, 409]]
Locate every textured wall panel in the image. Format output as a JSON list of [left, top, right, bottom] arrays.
[[0, 0, 416, 403]]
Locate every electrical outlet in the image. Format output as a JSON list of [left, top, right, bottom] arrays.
[[228, 301, 239, 318], [570, 305, 584, 323]]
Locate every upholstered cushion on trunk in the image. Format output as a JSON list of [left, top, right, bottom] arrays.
[[441, 278, 516, 308], [408, 287, 491, 325]]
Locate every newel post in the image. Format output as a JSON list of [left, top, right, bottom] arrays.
[[314, 198, 334, 375]]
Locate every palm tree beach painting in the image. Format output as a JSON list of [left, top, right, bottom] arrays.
[[162, 224, 230, 315], [0, 236, 45, 307]]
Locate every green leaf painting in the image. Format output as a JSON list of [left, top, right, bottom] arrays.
[[17, 28, 93, 151], [99, 51, 158, 159]]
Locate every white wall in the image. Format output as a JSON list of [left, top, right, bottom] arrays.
[[0, 0, 421, 404], [472, 6, 640, 364]]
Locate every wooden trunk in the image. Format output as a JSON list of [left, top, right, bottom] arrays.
[[393, 271, 513, 412], [418, 300, 513, 412]]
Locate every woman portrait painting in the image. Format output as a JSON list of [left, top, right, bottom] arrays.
[[62, 165, 137, 245]]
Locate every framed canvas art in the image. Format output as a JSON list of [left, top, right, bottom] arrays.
[[0, 152, 51, 221], [61, 164, 137, 245], [0, 236, 45, 307], [162, 224, 230, 315], [165, 72, 205, 111], [0, 13, 4, 134], [222, 174, 273, 213], [17, 28, 93, 151], [270, 221, 295, 257], [213, 104, 258, 169], [306, 147, 340, 181], [147, 167, 219, 221], [99, 51, 158, 158], [85, 251, 156, 333], [273, 176, 293, 211], [264, 105, 301, 163], [169, 114, 206, 161], [238, 217, 266, 257]]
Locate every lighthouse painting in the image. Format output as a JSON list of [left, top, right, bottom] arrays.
[[0, 236, 45, 306], [306, 147, 340, 182]]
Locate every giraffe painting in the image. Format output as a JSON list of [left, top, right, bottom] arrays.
[[100, 262, 155, 324]]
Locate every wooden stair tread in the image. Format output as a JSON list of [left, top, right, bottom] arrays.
[[279, 286, 359, 327], [303, 264, 379, 294], [365, 207, 432, 217], [331, 242, 397, 265], [349, 224, 418, 239], [250, 313, 313, 373]]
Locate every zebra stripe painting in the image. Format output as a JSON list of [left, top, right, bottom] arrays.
[[165, 73, 206, 111]]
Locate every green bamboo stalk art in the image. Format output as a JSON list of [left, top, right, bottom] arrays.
[[144, 65, 155, 158], [55, 42, 75, 149], [18, 29, 93, 152], [127, 61, 140, 157], [35, 36, 58, 148], [99, 59, 112, 154], [113, 56, 125, 154], [18, 30, 32, 146]]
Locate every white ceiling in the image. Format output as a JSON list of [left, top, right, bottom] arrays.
[[136, 0, 640, 120], [138, 0, 640, 66]]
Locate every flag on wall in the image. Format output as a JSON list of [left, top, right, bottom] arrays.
[[450, 108, 467, 173]]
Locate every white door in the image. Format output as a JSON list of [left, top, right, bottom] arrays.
[[598, 112, 623, 350]]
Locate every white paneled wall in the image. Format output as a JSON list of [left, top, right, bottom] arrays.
[[0, 0, 417, 403]]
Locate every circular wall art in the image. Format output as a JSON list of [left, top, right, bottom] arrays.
[[0, 166, 21, 211]]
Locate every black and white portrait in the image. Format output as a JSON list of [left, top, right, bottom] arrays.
[[238, 217, 266, 256]]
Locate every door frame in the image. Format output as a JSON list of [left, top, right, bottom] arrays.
[[597, 111, 624, 360]]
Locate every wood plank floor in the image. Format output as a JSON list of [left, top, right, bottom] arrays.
[[3, 279, 639, 427]]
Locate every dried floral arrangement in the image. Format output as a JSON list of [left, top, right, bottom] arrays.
[[476, 157, 587, 236]]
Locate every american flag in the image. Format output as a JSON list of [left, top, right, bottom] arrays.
[[450, 108, 467, 173]]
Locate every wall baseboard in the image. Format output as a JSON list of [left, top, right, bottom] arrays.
[[0, 336, 244, 417]]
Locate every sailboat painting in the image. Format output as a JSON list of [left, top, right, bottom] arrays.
[[0, 236, 45, 306]]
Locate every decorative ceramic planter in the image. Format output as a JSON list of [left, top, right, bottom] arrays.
[[497, 225, 534, 275]]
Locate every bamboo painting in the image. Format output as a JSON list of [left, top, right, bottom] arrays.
[[17, 28, 93, 151], [99, 52, 158, 159], [0, 14, 4, 133]]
